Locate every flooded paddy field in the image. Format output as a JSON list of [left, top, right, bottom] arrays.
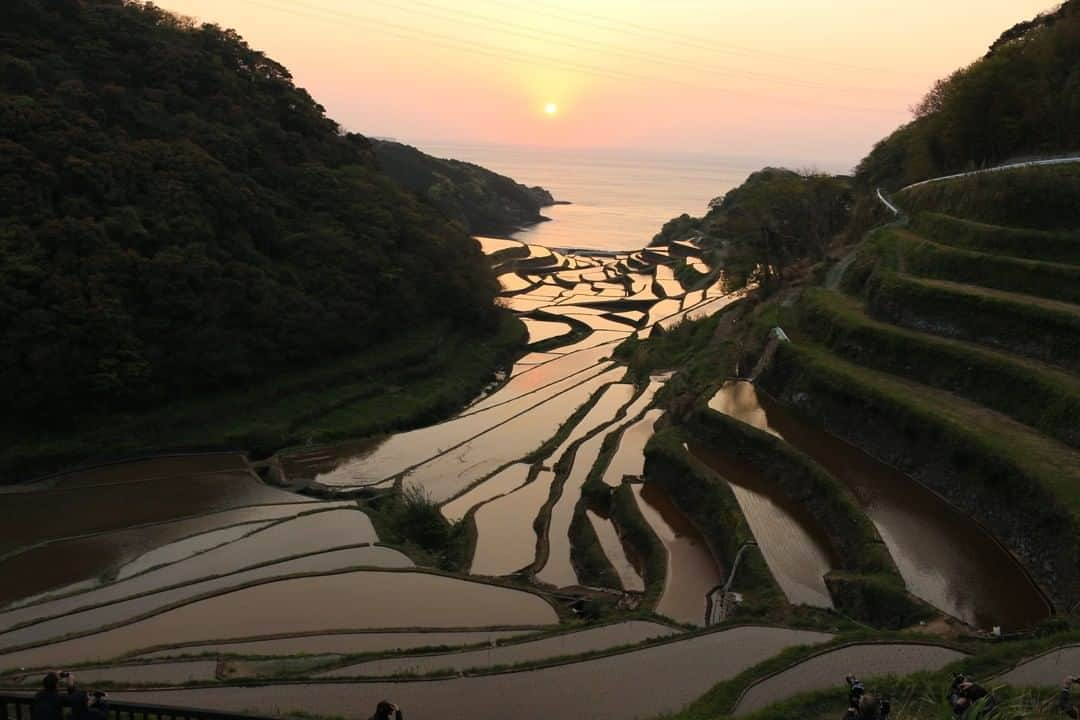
[[1, 234, 772, 708], [8, 454, 251, 493], [0, 508, 382, 630], [631, 483, 724, 626], [114, 626, 831, 719], [403, 367, 625, 502], [0, 464, 306, 556], [992, 644, 1080, 686], [586, 509, 645, 592], [441, 464, 531, 522], [707, 381, 1049, 630], [602, 410, 665, 486], [536, 381, 664, 588], [537, 431, 614, 587], [521, 318, 573, 344], [688, 442, 837, 608], [734, 643, 965, 716], [0, 571, 558, 668], [321, 620, 677, 677], [0, 502, 350, 609], [471, 472, 555, 576], [0, 546, 415, 651]]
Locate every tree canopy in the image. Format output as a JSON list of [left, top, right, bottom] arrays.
[[0, 0, 501, 426], [651, 169, 853, 291], [856, 0, 1080, 189], [373, 140, 555, 236]]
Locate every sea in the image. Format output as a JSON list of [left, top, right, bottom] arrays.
[[419, 142, 836, 252]]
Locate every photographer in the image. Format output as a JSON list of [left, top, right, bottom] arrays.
[[369, 700, 403, 720], [70, 686, 110, 720], [1061, 675, 1079, 718], [30, 672, 74, 720], [842, 675, 891, 720], [949, 673, 995, 716]]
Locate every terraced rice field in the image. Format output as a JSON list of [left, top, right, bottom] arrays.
[[753, 181, 1079, 630], [114, 626, 832, 719], [631, 483, 724, 626], [733, 643, 966, 715], [704, 381, 1047, 627], [0, 570, 557, 668], [0, 233, 846, 720], [320, 621, 677, 677], [992, 644, 1080, 687]]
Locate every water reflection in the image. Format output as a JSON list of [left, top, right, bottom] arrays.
[[471, 472, 555, 576], [708, 381, 1050, 630], [586, 509, 645, 592], [687, 443, 836, 608], [632, 483, 724, 626]]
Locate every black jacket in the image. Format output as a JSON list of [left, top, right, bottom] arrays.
[[31, 690, 68, 720]]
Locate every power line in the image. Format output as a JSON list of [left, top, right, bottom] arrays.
[[475, 0, 923, 77], [229, 0, 904, 115], [353, 0, 907, 96]]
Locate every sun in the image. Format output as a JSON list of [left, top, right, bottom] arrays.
[[544, 102, 558, 116]]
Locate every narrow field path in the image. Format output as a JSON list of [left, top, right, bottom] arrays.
[[134, 629, 537, 660], [734, 642, 966, 716], [319, 620, 678, 677], [114, 626, 831, 720]]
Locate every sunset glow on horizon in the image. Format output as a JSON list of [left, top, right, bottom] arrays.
[[158, 0, 1056, 167]]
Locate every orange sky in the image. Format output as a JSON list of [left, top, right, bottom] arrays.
[[159, 0, 1055, 167]]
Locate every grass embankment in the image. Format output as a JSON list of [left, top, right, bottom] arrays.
[[671, 626, 1080, 720], [758, 341, 1080, 610], [609, 482, 667, 606], [568, 401, 670, 605], [896, 164, 1080, 231], [911, 212, 1080, 265], [568, 503, 622, 590], [867, 273, 1080, 373], [675, 412, 928, 629], [875, 228, 1080, 304], [797, 289, 1080, 448], [364, 486, 469, 572], [840, 233, 1080, 373], [1, 313, 526, 483], [643, 429, 786, 620]]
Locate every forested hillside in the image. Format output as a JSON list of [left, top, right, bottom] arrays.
[[651, 168, 853, 290], [373, 140, 556, 235], [0, 0, 500, 425], [857, 0, 1080, 189]]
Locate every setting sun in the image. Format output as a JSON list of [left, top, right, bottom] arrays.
[[544, 102, 558, 116]]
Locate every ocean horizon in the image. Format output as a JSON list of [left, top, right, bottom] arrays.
[[418, 141, 854, 251]]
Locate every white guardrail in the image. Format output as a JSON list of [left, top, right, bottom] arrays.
[[899, 155, 1080, 191]]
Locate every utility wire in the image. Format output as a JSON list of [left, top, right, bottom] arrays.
[[230, 0, 904, 115], [474, 0, 923, 77], [353, 0, 907, 96]]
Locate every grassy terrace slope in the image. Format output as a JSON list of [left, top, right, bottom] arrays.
[[760, 166, 1080, 612], [797, 289, 1080, 448]]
